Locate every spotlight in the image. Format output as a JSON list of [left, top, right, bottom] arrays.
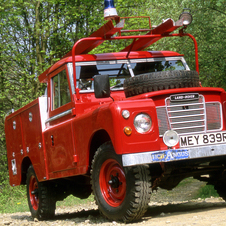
[[179, 8, 193, 26]]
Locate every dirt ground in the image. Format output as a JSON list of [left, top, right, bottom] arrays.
[[1, 179, 226, 226]]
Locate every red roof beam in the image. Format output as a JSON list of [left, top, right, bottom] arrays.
[[121, 18, 183, 52]]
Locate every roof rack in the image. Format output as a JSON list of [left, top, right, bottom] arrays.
[[39, 16, 199, 83]]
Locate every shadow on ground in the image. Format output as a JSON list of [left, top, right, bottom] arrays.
[[145, 200, 226, 218], [11, 199, 226, 225]]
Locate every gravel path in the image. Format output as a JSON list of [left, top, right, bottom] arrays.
[[1, 198, 226, 226], [1, 179, 226, 226]]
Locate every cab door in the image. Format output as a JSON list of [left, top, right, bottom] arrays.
[[44, 65, 77, 178]]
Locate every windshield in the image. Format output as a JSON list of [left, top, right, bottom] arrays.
[[131, 60, 185, 75], [76, 63, 130, 90], [69, 57, 188, 92]]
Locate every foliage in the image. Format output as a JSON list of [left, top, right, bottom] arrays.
[[195, 184, 219, 199], [190, 0, 226, 88], [56, 195, 94, 207], [0, 180, 94, 213], [0, 181, 28, 213], [148, 0, 226, 88]]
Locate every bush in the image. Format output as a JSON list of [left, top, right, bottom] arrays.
[[0, 180, 28, 213], [195, 184, 219, 199]]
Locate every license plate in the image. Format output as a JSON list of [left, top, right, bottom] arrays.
[[180, 131, 226, 147]]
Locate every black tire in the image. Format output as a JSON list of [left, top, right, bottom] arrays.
[[214, 181, 226, 200], [124, 70, 200, 98], [90, 141, 151, 223], [26, 165, 56, 220]]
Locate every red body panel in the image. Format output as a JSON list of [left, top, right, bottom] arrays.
[[44, 118, 78, 179], [6, 81, 226, 184], [5, 98, 47, 185]]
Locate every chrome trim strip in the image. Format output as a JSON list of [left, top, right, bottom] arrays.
[[171, 119, 204, 125], [173, 125, 205, 130], [67, 63, 75, 94], [203, 95, 207, 132], [168, 102, 204, 108], [45, 109, 72, 124], [122, 143, 226, 167], [169, 113, 205, 119], [39, 97, 48, 131], [168, 108, 205, 113]]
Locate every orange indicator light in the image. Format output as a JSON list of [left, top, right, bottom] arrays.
[[124, 127, 132, 136]]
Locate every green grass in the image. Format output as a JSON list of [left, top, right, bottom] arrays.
[[177, 178, 220, 199], [0, 182, 29, 213], [170, 177, 220, 200], [176, 177, 196, 187], [56, 195, 94, 207], [195, 184, 219, 199], [0, 181, 95, 214]]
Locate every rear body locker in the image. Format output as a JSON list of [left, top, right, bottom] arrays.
[[5, 97, 48, 185]]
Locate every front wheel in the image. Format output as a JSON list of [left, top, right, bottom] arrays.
[[91, 142, 151, 222], [26, 165, 56, 220]]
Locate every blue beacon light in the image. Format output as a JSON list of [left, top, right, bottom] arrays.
[[104, 0, 118, 20]]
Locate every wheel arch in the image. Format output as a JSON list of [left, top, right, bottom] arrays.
[[89, 129, 111, 167], [21, 157, 32, 185]]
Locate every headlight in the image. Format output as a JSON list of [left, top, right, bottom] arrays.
[[163, 130, 179, 147], [179, 8, 193, 26], [134, 114, 152, 133]]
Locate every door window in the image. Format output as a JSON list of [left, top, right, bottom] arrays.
[[52, 70, 71, 110]]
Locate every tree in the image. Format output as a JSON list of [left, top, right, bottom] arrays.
[[189, 0, 226, 88], [146, 0, 226, 88]]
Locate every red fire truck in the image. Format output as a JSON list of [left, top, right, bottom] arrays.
[[5, 7, 226, 223]]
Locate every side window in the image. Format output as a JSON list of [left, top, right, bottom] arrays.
[[76, 65, 98, 90], [52, 70, 71, 110]]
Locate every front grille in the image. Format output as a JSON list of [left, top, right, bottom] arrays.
[[157, 94, 222, 136], [156, 107, 170, 135], [206, 102, 222, 130]]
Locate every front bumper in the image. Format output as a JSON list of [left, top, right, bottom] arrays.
[[122, 143, 226, 167]]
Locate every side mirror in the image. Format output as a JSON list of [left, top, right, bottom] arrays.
[[94, 74, 110, 98]]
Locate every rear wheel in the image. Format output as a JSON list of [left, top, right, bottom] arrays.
[[208, 162, 226, 200], [214, 181, 226, 200], [26, 165, 56, 220], [91, 142, 151, 222]]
